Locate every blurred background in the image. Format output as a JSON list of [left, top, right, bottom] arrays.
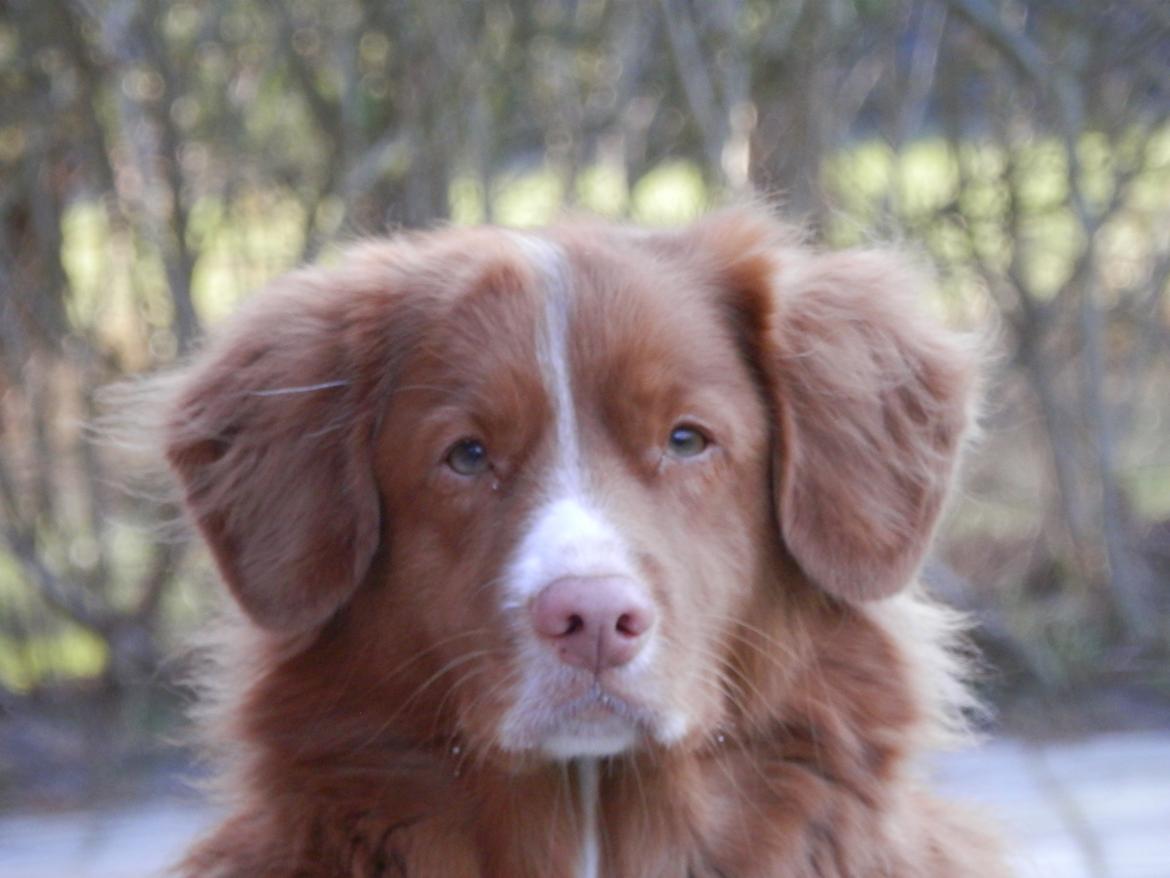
[[1, 0, 1169, 875]]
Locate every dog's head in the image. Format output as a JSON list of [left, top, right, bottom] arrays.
[[166, 209, 975, 762]]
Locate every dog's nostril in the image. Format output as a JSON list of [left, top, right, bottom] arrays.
[[530, 576, 657, 671]]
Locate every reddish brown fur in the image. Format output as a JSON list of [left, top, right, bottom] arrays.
[[163, 208, 1008, 876]]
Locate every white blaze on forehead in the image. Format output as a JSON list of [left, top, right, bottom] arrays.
[[503, 234, 635, 606], [503, 497, 633, 609], [512, 233, 581, 493]]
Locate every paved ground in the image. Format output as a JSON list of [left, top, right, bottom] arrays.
[[1, 731, 1167, 877], [934, 732, 1170, 878]]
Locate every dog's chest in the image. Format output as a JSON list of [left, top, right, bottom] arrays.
[[575, 759, 601, 878]]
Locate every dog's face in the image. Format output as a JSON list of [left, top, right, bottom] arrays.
[[371, 231, 773, 759], [166, 210, 973, 764]]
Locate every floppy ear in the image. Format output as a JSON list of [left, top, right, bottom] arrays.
[[769, 249, 976, 600], [690, 209, 977, 601], [166, 270, 397, 632]]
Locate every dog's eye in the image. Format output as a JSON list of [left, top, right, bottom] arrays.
[[667, 425, 709, 458], [446, 439, 490, 476]]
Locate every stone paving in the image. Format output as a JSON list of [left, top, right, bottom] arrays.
[[0, 731, 1167, 877], [935, 731, 1170, 878]]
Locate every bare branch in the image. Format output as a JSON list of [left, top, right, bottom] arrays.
[[935, 0, 1046, 83], [657, 0, 728, 181], [0, 454, 114, 636]]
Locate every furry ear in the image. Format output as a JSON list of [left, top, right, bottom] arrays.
[[689, 208, 976, 601], [166, 271, 395, 632], [770, 250, 976, 600]]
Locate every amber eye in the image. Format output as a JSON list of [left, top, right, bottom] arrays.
[[667, 425, 709, 458], [446, 439, 490, 476]]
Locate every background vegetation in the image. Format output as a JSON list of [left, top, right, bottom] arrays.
[[2, 0, 1169, 805]]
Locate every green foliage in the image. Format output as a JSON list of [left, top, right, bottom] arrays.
[[0, 554, 108, 692]]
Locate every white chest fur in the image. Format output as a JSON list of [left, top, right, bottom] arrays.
[[576, 758, 601, 878]]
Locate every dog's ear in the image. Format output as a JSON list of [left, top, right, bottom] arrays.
[[690, 208, 977, 601], [166, 268, 402, 632]]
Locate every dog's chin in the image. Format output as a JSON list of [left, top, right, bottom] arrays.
[[500, 685, 672, 760], [540, 713, 640, 759]]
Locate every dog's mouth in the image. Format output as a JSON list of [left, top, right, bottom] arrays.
[[498, 659, 693, 760], [536, 684, 652, 758], [561, 684, 646, 725], [489, 675, 658, 759]]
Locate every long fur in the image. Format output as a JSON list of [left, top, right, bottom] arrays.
[[142, 207, 1008, 877]]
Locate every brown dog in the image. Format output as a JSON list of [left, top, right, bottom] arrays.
[[163, 207, 1006, 876]]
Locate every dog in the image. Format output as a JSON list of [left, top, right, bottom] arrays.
[[163, 207, 1006, 876]]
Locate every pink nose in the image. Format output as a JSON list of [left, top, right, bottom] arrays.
[[530, 577, 656, 672]]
